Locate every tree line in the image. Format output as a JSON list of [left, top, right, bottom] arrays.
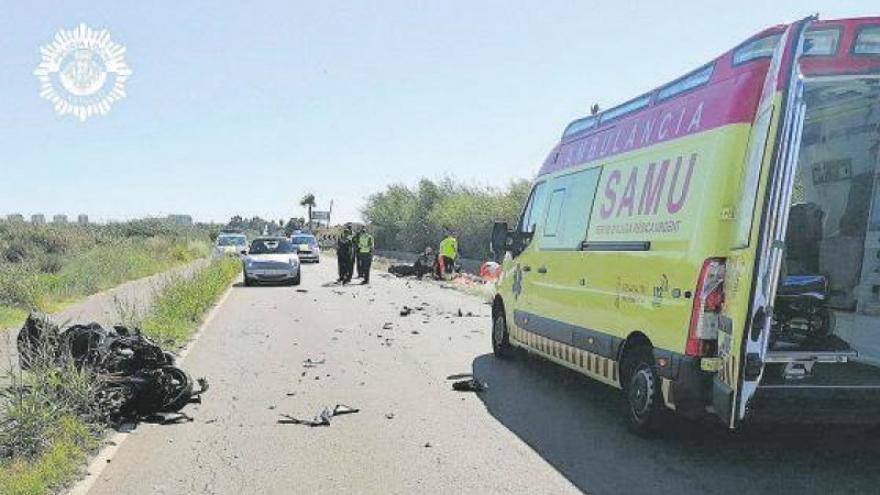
[[361, 177, 531, 260]]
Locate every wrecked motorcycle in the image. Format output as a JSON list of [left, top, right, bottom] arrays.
[[17, 313, 206, 419]]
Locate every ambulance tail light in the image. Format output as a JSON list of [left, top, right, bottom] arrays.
[[686, 258, 726, 357]]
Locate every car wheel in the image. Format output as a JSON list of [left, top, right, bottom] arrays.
[[623, 347, 665, 435], [291, 272, 301, 286], [244, 275, 253, 287], [492, 313, 514, 358]]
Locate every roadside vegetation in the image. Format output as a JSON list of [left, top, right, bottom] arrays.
[[0, 219, 214, 329], [0, 256, 240, 495], [141, 256, 241, 348], [361, 177, 531, 260]]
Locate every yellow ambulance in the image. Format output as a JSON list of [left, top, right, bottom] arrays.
[[490, 16, 880, 432]]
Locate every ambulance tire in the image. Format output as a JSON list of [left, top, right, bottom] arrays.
[[492, 313, 514, 359], [623, 347, 664, 435]]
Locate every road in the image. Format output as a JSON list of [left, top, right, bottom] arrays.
[[85, 260, 880, 495]]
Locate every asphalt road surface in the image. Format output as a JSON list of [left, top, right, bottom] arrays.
[[86, 260, 880, 495]]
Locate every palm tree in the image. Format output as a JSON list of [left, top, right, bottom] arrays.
[[300, 193, 316, 230]]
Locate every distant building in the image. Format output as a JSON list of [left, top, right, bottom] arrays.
[[6, 214, 24, 222], [77, 214, 89, 225], [167, 214, 193, 226], [31, 214, 45, 225], [53, 214, 68, 224]]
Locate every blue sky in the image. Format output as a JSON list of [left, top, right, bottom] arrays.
[[0, 1, 874, 223]]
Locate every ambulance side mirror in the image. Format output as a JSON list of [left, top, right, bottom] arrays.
[[490, 221, 511, 262]]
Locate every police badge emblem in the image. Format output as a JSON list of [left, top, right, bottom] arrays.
[[34, 23, 133, 121]]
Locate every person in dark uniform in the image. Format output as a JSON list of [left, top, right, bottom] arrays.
[[336, 225, 355, 284]]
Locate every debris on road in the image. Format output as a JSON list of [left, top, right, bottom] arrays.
[[385, 412, 395, 420], [303, 358, 326, 368], [277, 404, 360, 427], [452, 378, 488, 393], [296, 289, 308, 293], [16, 313, 207, 420], [400, 306, 413, 317], [382, 322, 393, 330]]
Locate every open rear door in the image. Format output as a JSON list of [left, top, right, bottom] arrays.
[[730, 17, 813, 424]]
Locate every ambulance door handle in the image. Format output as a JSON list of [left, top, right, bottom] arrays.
[[537, 266, 548, 274]]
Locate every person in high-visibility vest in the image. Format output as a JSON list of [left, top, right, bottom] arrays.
[[356, 226, 375, 284], [437, 228, 458, 279]]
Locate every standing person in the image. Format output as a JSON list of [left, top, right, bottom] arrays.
[[438, 227, 459, 279], [336, 225, 355, 284], [353, 229, 363, 279], [356, 226, 375, 285]]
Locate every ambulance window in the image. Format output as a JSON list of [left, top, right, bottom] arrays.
[[854, 25, 880, 55], [541, 167, 602, 250], [543, 189, 566, 237], [519, 181, 548, 233], [803, 27, 841, 56], [733, 33, 782, 65]]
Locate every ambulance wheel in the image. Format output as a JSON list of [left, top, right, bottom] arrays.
[[623, 348, 664, 435], [492, 313, 513, 358]]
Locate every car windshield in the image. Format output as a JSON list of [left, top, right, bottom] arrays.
[[291, 236, 316, 245], [217, 235, 246, 247], [249, 239, 295, 254]]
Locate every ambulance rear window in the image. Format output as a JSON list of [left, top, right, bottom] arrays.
[[854, 25, 880, 55]]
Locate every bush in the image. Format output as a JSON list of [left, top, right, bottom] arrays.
[[361, 177, 531, 260]]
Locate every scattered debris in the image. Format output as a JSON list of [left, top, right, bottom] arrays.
[[382, 322, 393, 330], [452, 378, 488, 393], [446, 373, 473, 380], [144, 412, 194, 425], [303, 358, 326, 368], [385, 412, 395, 420], [296, 289, 308, 293], [457, 309, 463, 317], [424, 442, 432, 448], [16, 313, 207, 420], [410, 330, 419, 335], [278, 404, 360, 427], [400, 306, 413, 317]]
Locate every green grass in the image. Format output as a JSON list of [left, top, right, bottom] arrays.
[[0, 237, 209, 330], [0, 416, 97, 495], [0, 256, 239, 495], [141, 256, 241, 348], [0, 307, 27, 331]]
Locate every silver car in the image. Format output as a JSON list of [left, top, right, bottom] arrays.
[[290, 234, 321, 263], [213, 233, 248, 257], [243, 237, 301, 286]]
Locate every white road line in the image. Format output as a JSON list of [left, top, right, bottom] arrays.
[[67, 282, 236, 495]]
